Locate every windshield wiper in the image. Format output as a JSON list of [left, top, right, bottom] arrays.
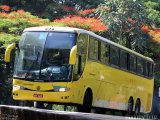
[[25, 52, 40, 78]]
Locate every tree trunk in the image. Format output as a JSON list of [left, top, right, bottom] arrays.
[[125, 33, 132, 49]]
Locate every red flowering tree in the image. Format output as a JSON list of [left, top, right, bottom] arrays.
[[0, 5, 54, 104], [141, 26, 160, 44], [0, 5, 10, 12], [0, 8, 51, 47], [53, 7, 106, 34], [149, 28, 160, 43], [53, 16, 106, 33], [79, 8, 96, 17]]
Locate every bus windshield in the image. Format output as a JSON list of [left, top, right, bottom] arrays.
[[14, 31, 76, 82]]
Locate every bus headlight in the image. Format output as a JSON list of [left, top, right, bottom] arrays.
[[13, 85, 25, 90], [53, 86, 69, 92], [59, 87, 69, 92]]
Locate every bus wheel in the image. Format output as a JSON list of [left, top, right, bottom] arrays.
[[127, 97, 134, 115], [34, 101, 44, 108], [78, 90, 92, 113], [134, 99, 141, 115]]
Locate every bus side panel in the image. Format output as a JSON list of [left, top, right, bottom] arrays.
[[70, 61, 101, 105], [87, 60, 154, 112], [94, 63, 129, 110]]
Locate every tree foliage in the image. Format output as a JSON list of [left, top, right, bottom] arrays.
[[143, 0, 160, 26], [0, 0, 104, 20], [0, 7, 52, 104], [97, 0, 153, 54], [53, 16, 106, 33], [0, 10, 51, 48]]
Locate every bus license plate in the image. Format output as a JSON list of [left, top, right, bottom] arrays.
[[33, 94, 43, 98]]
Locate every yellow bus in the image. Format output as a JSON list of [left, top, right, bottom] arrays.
[[5, 26, 154, 114]]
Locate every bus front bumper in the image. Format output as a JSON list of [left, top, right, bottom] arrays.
[[13, 90, 71, 103]]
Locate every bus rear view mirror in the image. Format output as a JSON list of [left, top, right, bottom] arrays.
[[4, 43, 17, 63], [69, 45, 77, 65]]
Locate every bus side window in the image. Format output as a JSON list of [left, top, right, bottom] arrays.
[[120, 50, 127, 70], [110, 46, 119, 67], [89, 37, 98, 60], [137, 58, 144, 75], [101, 42, 109, 64], [144, 61, 148, 77], [148, 63, 153, 78], [74, 34, 88, 80], [129, 54, 136, 72]]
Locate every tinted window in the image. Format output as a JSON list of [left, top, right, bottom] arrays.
[[46, 32, 75, 49], [129, 54, 136, 72], [89, 37, 98, 60], [74, 34, 88, 80], [101, 42, 109, 64], [148, 63, 153, 78], [144, 61, 148, 76], [137, 58, 144, 75], [110, 46, 119, 66], [40, 32, 76, 81], [120, 50, 128, 70]]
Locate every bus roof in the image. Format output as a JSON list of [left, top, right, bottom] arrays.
[[24, 26, 85, 33], [24, 26, 154, 63]]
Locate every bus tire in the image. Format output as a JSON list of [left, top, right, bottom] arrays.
[[127, 97, 134, 115], [34, 101, 43, 108], [78, 90, 92, 113], [134, 99, 141, 115]]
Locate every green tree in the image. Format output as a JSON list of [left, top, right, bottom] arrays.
[[97, 0, 153, 54], [0, 0, 104, 20], [143, 0, 160, 26], [0, 9, 52, 104]]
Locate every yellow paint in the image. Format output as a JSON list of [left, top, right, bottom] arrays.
[[4, 43, 16, 62], [69, 45, 77, 65], [13, 79, 72, 103], [13, 59, 154, 113]]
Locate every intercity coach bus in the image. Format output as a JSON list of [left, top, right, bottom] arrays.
[[5, 26, 154, 114]]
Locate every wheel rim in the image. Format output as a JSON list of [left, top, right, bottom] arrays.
[[84, 91, 92, 112], [135, 100, 140, 114], [127, 98, 133, 115], [135, 106, 139, 114], [78, 90, 92, 112]]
